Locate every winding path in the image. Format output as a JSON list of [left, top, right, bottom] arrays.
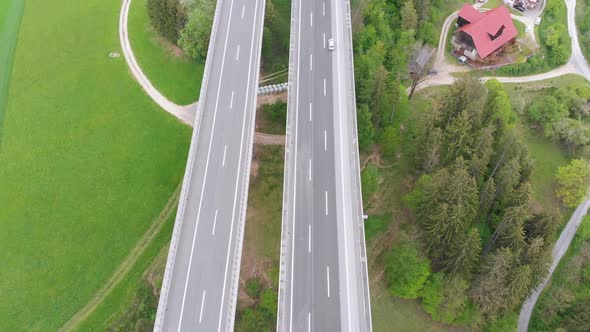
[[518, 199, 590, 332], [119, 0, 285, 146]]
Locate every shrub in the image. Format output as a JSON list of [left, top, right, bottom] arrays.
[[556, 159, 590, 208], [245, 278, 262, 299], [178, 0, 215, 60], [361, 165, 380, 204], [384, 243, 431, 299]]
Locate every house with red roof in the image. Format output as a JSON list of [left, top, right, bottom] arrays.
[[451, 4, 518, 61]]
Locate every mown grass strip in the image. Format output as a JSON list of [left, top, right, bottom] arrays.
[[60, 182, 181, 331], [0, 0, 24, 143]]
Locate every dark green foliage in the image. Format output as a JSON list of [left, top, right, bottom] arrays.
[[357, 104, 375, 152], [146, 0, 186, 43], [364, 214, 390, 240], [261, 101, 287, 134], [109, 279, 159, 331], [384, 244, 431, 299], [245, 278, 262, 299], [421, 273, 479, 325], [443, 228, 482, 280], [563, 300, 590, 332], [361, 165, 380, 204], [484, 311, 518, 332], [379, 126, 401, 159], [235, 284, 278, 332], [178, 0, 215, 61], [261, 0, 291, 71]]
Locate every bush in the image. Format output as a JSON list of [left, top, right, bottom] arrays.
[[384, 243, 431, 299], [379, 126, 401, 159], [245, 278, 262, 299], [146, 0, 187, 43], [556, 159, 590, 208], [178, 0, 215, 61], [361, 165, 380, 204], [262, 101, 287, 126]]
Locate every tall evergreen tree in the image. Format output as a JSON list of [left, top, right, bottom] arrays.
[[506, 264, 532, 309], [470, 247, 514, 319], [444, 111, 474, 163], [442, 228, 482, 280]]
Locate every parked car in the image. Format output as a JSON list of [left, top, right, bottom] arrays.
[[457, 55, 468, 65], [525, 25, 532, 33], [535, 17, 542, 25], [513, 5, 525, 12], [328, 38, 335, 51]]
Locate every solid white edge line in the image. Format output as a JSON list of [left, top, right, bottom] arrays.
[[334, 0, 353, 328], [217, 0, 261, 329], [176, 0, 236, 328], [288, 0, 304, 328], [199, 291, 207, 323], [212, 210, 218, 235]]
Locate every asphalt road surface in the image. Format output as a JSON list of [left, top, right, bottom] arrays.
[[277, 0, 372, 329], [153, 0, 265, 329]]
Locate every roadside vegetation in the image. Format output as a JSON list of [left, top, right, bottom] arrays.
[[234, 145, 283, 330], [0, 0, 191, 330], [129, 0, 204, 104], [530, 216, 590, 331], [259, 101, 287, 135], [0, 0, 24, 141], [261, 0, 291, 74], [495, 0, 571, 75], [578, 0, 590, 60]]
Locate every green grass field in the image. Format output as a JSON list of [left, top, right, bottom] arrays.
[[128, 0, 204, 105], [0, 0, 191, 330], [0, 0, 24, 140]]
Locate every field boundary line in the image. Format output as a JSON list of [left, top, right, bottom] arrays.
[[58, 182, 182, 331]]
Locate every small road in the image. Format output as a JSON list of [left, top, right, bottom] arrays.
[[517, 199, 590, 332]]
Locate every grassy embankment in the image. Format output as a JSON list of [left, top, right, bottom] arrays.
[[128, 0, 204, 105], [577, 0, 590, 60], [366, 77, 580, 331], [0, 0, 191, 330], [529, 215, 590, 331], [0, 0, 24, 140]]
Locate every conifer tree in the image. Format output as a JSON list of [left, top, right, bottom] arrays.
[[442, 228, 482, 280]]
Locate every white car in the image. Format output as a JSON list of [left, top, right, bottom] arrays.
[[328, 38, 335, 51], [535, 17, 541, 25], [525, 26, 532, 33]]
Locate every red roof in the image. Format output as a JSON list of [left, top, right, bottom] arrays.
[[457, 6, 518, 59], [457, 4, 485, 24]]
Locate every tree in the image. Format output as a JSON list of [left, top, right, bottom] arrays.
[[442, 228, 482, 279], [178, 1, 215, 60], [379, 126, 401, 159], [444, 110, 473, 163], [555, 159, 589, 207], [259, 289, 278, 321], [357, 105, 375, 152], [420, 127, 443, 172], [147, 0, 187, 43], [401, 0, 418, 32], [470, 247, 514, 319], [505, 264, 532, 308], [385, 244, 431, 298], [564, 300, 590, 332]]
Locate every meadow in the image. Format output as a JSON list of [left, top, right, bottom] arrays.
[[0, 0, 191, 329]]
